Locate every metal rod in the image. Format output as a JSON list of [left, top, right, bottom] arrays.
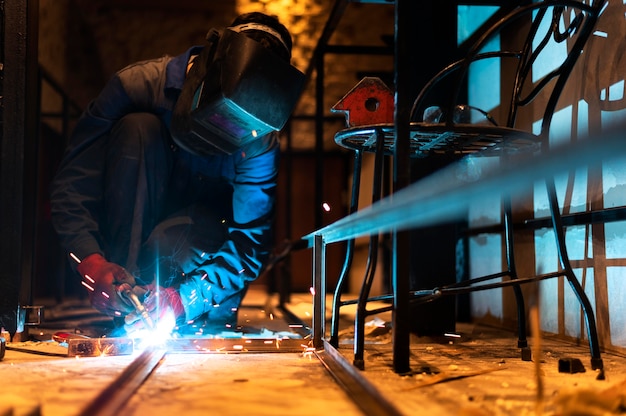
[[78, 347, 166, 416], [354, 129, 385, 369], [392, 0, 412, 375], [330, 150, 362, 347], [316, 340, 404, 416], [313, 234, 326, 349]]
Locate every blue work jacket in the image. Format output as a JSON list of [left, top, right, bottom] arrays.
[[50, 46, 280, 321]]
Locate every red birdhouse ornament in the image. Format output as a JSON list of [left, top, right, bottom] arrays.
[[331, 77, 394, 127]]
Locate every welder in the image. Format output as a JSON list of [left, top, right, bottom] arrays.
[[50, 12, 304, 334]]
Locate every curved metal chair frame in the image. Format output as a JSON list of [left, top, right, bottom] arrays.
[[331, 0, 607, 371]]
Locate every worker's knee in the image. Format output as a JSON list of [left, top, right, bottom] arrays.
[[109, 112, 168, 157]]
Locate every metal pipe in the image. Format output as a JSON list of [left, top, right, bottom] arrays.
[[313, 234, 326, 349], [78, 347, 166, 416], [392, 0, 412, 375]]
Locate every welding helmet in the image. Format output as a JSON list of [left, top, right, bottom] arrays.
[[171, 18, 305, 156]]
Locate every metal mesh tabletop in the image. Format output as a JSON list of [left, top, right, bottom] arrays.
[[334, 123, 541, 157]]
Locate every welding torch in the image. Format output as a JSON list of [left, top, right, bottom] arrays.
[[69, 252, 156, 331], [117, 283, 155, 331]]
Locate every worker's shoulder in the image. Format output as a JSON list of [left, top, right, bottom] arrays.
[[115, 55, 173, 80]]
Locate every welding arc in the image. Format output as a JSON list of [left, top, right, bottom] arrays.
[[78, 347, 166, 416]]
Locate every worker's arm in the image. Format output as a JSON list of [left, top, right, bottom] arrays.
[[50, 57, 173, 262], [176, 134, 280, 321], [50, 57, 179, 316]]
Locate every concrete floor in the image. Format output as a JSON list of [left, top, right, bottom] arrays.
[[0, 289, 625, 415]]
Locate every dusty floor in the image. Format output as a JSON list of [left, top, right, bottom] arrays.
[[0, 289, 625, 415]]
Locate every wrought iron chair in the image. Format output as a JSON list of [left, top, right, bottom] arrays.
[[330, 0, 607, 371]]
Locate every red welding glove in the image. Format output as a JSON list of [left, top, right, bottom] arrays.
[[76, 253, 136, 316], [124, 285, 185, 332]]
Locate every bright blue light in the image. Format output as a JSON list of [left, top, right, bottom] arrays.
[[457, 5, 499, 46]]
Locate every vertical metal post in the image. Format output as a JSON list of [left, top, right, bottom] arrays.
[[314, 50, 325, 230], [312, 234, 326, 349], [392, 0, 412, 374], [0, 0, 39, 338]]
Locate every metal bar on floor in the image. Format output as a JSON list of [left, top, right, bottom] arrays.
[[78, 347, 166, 416], [316, 340, 404, 416]]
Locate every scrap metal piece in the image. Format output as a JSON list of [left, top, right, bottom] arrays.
[[558, 357, 586, 374], [68, 338, 134, 357], [162, 337, 307, 353], [52, 331, 91, 344], [67, 336, 306, 356], [22, 305, 44, 326]]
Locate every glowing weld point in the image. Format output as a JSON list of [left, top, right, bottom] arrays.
[[251, 130, 258, 138], [201, 273, 208, 280], [269, 313, 274, 320], [114, 311, 122, 317], [131, 310, 176, 348], [238, 268, 245, 274], [289, 324, 303, 328], [444, 333, 461, 338], [233, 345, 244, 350], [81, 281, 95, 291], [309, 287, 315, 296], [101, 291, 110, 299], [200, 252, 206, 257], [264, 340, 273, 344], [322, 202, 331, 212], [84, 275, 95, 284]]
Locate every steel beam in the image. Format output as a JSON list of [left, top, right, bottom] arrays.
[[0, 0, 39, 338], [316, 340, 403, 416], [67, 337, 309, 357], [312, 234, 326, 349], [392, 0, 412, 375], [78, 347, 166, 416]]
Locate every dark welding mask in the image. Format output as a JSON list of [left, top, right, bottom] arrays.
[[171, 29, 305, 156]]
